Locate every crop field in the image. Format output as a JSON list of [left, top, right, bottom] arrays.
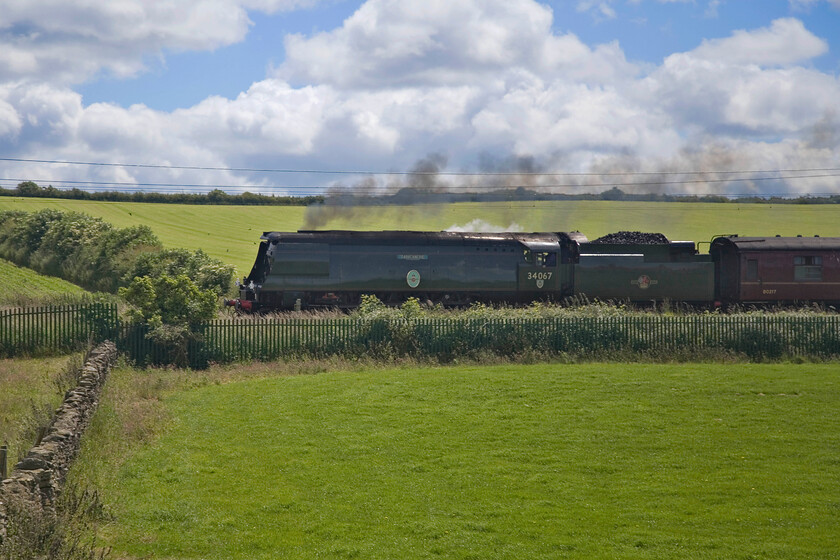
[[0, 257, 87, 306], [78, 362, 840, 559], [2, 197, 840, 274]]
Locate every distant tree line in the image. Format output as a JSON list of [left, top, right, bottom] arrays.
[[303, 185, 840, 206], [1, 181, 324, 206], [4, 180, 840, 206]]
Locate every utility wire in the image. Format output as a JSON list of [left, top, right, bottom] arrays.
[[2, 171, 840, 192], [2, 156, 840, 177]]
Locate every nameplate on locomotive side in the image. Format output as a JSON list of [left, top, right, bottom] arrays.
[[397, 254, 428, 261]]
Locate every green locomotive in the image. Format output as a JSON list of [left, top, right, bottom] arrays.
[[228, 230, 718, 311]]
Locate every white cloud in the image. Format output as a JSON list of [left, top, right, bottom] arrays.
[[576, 1, 618, 19], [646, 19, 840, 137], [0, 0, 317, 85], [470, 80, 679, 163], [790, 0, 840, 10], [0, 97, 23, 139], [1, 2, 839, 199], [690, 18, 827, 66], [578, 0, 701, 19], [276, 0, 636, 88]]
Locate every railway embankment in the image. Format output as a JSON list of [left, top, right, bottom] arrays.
[[0, 341, 117, 543]]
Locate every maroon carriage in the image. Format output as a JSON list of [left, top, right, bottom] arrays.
[[710, 236, 840, 304]]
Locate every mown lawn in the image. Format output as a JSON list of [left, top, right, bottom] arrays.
[[3, 198, 840, 273], [88, 362, 840, 559]]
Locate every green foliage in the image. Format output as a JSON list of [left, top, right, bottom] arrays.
[[80, 225, 162, 292], [0, 180, 322, 206], [14, 181, 42, 196], [119, 274, 219, 367], [0, 209, 64, 266], [398, 296, 423, 319], [127, 249, 234, 295], [357, 293, 387, 316], [119, 274, 217, 326], [0, 209, 233, 296], [142, 311, 840, 368], [0, 356, 81, 466], [29, 212, 111, 278]]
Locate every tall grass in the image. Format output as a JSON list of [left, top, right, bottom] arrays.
[[0, 484, 110, 560], [0, 355, 84, 464], [0, 352, 110, 560]]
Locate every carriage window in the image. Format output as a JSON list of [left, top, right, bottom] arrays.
[[794, 255, 823, 281], [746, 259, 758, 281]]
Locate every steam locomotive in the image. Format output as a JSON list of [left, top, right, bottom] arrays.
[[226, 230, 840, 311]]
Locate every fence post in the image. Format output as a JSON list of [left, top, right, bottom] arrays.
[[1, 444, 7, 480]]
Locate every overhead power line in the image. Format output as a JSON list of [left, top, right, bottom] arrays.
[[2, 156, 840, 177], [2, 171, 840, 192]]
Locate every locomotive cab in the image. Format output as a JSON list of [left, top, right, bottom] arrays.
[[515, 236, 565, 296]]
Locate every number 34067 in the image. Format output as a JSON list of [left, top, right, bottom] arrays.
[[527, 272, 552, 280]]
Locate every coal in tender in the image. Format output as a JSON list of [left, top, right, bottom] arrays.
[[590, 231, 669, 244]]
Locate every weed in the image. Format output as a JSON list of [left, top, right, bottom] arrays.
[[0, 482, 110, 560]]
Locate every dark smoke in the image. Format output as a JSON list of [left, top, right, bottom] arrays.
[[807, 111, 839, 150], [302, 153, 452, 229], [302, 113, 840, 230], [301, 153, 562, 230]]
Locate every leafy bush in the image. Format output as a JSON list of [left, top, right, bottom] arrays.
[[0, 209, 232, 296], [119, 274, 219, 367], [29, 212, 112, 279], [0, 209, 64, 266], [120, 274, 218, 327], [126, 249, 233, 295]]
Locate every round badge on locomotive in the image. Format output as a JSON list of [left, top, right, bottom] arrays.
[[630, 274, 657, 290], [406, 269, 421, 288]]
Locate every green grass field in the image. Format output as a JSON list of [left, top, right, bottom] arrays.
[[0, 257, 88, 306], [0, 355, 81, 462], [3, 197, 839, 274], [80, 362, 840, 559]]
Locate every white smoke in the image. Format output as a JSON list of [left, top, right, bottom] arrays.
[[446, 219, 524, 232]]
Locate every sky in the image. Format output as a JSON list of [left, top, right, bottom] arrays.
[[1, 0, 839, 197]]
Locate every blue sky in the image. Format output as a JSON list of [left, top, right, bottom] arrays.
[[1, 0, 839, 197], [75, 0, 840, 111]]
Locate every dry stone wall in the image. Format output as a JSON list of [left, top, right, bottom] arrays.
[[0, 342, 117, 542]]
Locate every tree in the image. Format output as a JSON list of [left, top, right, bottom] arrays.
[[15, 181, 42, 196], [127, 248, 234, 295], [120, 274, 219, 366], [120, 273, 218, 326]]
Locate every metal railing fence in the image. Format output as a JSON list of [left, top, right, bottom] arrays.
[[0, 303, 118, 357], [3, 305, 839, 366], [124, 314, 840, 368]]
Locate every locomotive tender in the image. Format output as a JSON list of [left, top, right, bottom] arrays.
[[227, 230, 840, 311]]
